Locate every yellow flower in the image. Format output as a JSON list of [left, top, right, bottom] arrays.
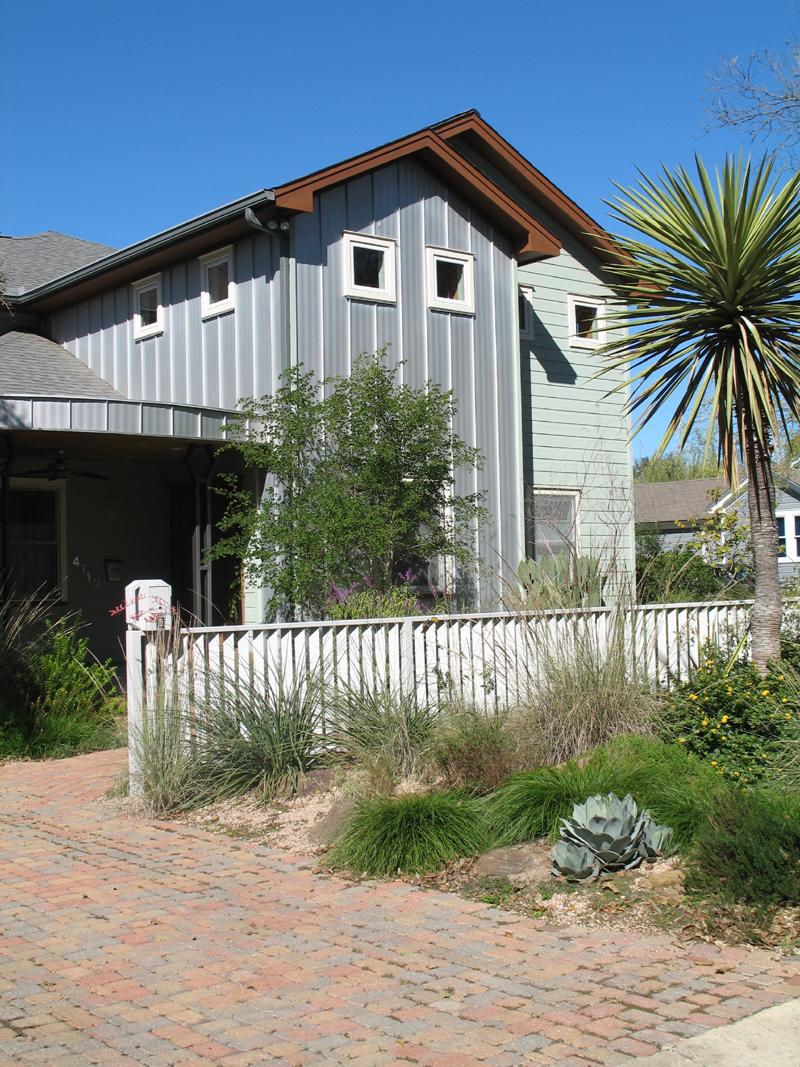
[[702, 719, 709, 726], [679, 738, 686, 743], [783, 698, 788, 703], [787, 713, 793, 720], [779, 675, 785, 681], [721, 736, 727, 741], [721, 715, 728, 723], [712, 760, 718, 766], [690, 694, 698, 701], [734, 771, 740, 776], [762, 690, 770, 696]]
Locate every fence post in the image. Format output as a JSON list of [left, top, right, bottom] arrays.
[[126, 628, 145, 795]]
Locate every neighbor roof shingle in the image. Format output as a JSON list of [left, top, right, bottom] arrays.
[[0, 331, 124, 399], [0, 231, 116, 295], [634, 477, 727, 525]]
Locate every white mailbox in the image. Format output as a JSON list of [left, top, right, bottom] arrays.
[[125, 579, 172, 630]]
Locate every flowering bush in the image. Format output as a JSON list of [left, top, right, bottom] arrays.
[[325, 570, 452, 620], [662, 645, 796, 785]]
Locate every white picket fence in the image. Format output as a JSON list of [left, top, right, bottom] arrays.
[[125, 598, 756, 786]]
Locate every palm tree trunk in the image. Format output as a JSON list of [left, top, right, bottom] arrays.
[[744, 421, 782, 673]]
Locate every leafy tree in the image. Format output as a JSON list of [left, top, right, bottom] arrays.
[[599, 156, 800, 671], [211, 351, 488, 619]]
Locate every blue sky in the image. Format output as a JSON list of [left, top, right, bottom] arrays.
[[2, 0, 797, 456]]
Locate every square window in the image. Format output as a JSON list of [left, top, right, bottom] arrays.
[[568, 294, 606, 348], [518, 285, 535, 341], [200, 246, 235, 319], [132, 274, 163, 340], [426, 247, 475, 314], [343, 231, 396, 303]]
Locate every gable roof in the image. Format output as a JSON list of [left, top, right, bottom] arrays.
[[432, 112, 622, 266], [6, 112, 617, 313], [634, 477, 727, 526], [0, 232, 116, 296], [274, 121, 561, 262], [0, 331, 124, 399]]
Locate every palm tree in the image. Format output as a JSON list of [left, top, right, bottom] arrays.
[[599, 155, 800, 672]]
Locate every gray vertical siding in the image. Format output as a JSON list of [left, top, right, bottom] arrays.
[[292, 158, 522, 602], [49, 233, 284, 413]]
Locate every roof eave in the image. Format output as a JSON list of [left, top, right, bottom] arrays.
[[10, 189, 276, 313]]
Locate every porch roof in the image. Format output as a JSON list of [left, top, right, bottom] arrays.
[[0, 331, 123, 399]]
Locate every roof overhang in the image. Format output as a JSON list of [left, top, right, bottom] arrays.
[[10, 190, 277, 313], [433, 111, 622, 266], [274, 127, 560, 263]]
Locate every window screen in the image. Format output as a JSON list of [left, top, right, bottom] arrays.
[[352, 246, 385, 289], [207, 260, 229, 304], [436, 260, 465, 301], [778, 516, 787, 557], [138, 286, 159, 327], [8, 489, 59, 597], [574, 303, 598, 340], [529, 492, 578, 561]]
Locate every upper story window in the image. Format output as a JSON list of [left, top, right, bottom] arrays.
[[426, 246, 475, 315], [200, 246, 235, 319], [568, 294, 606, 348], [519, 284, 535, 341], [343, 231, 396, 303], [133, 274, 163, 340]]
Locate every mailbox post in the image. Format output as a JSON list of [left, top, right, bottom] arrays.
[[125, 580, 172, 795]]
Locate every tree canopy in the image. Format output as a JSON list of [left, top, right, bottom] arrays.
[[210, 351, 488, 619]]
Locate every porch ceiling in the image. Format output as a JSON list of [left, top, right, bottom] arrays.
[[5, 430, 225, 464]]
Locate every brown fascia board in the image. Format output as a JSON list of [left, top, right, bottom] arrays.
[[13, 190, 277, 313], [274, 129, 560, 262], [432, 112, 623, 267]]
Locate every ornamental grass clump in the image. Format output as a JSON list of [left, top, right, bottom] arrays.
[[428, 701, 534, 794], [662, 644, 797, 785], [486, 735, 720, 850], [327, 791, 487, 876]]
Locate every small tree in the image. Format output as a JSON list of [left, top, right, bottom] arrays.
[[211, 350, 488, 619]]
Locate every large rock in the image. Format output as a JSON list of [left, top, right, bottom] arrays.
[[306, 799, 354, 847], [473, 842, 552, 888]]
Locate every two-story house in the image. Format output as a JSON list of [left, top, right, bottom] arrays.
[[1, 111, 633, 662]]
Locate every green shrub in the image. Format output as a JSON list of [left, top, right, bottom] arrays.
[[486, 736, 721, 849], [0, 606, 123, 759], [429, 702, 531, 793], [328, 791, 487, 875], [686, 786, 800, 909], [663, 646, 796, 785]]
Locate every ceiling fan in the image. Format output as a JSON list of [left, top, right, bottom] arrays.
[[24, 450, 108, 482]]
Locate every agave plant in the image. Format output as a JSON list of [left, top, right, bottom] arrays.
[[517, 554, 606, 610], [552, 792, 673, 880]]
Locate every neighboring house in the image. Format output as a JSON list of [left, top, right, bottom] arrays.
[[712, 474, 800, 582], [634, 477, 727, 549], [0, 111, 633, 662]]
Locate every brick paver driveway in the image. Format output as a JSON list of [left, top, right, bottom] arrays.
[[1, 751, 798, 1067]]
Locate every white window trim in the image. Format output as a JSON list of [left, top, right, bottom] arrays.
[[9, 477, 68, 602], [200, 246, 235, 320], [568, 294, 606, 348], [426, 246, 475, 315], [777, 510, 800, 561], [342, 231, 397, 304], [519, 284, 535, 341], [133, 274, 163, 341], [529, 487, 582, 559]]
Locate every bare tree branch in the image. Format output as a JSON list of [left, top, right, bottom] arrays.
[[703, 35, 800, 166]]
